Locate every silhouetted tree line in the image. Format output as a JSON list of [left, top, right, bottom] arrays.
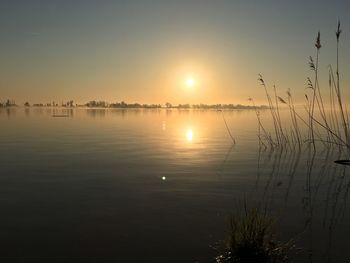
[[0, 99, 267, 109], [165, 103, 268, 109], [191, 103, 268, 109], [109, 101, 161, 108], [24, 101, 74, 107], [86, 101, 108, 107], [86, 101, 162, 108], [0, 99, 16, 107]]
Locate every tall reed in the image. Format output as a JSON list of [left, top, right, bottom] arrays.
[[258, 75, 288, 148], [249, 97, 273, 148], [255, 21, 350, 154]]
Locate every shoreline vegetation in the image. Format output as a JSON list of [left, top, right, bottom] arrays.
[[251, 21, 350, 155], [214, 21, 350, 262], [215, 205, 293, 263], [0, 100, 268, 110]]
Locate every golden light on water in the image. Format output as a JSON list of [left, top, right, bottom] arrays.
[[186, 128, 193, 142]]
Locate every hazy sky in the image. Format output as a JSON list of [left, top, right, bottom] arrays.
[[1, 0, 350, 105]]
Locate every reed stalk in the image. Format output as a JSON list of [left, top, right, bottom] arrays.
[[255, 21, 350, 153], [258, 75, 284, 147]]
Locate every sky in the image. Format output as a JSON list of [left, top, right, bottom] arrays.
[[1, 0, 350, 105]]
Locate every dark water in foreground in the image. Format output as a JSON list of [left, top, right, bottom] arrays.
[[0, 108, 350, 262]]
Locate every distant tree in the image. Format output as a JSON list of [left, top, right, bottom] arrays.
[[178, 104, 190, 109], [165, 102, 172, 108], [24, 102, 30, 107]]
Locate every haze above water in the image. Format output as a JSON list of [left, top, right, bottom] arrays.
[[1, 108, 349, 262]]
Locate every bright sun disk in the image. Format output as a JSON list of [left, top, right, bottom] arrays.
[[186, 78, 195, 87]]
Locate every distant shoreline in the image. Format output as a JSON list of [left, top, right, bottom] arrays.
[[0, 100, 268, 110], [0, 104, 269, 110]]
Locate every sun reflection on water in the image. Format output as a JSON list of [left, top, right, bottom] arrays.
[[186, 128, 193, 142]]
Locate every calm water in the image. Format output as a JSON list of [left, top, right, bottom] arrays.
[[1, 108, 350, 262]]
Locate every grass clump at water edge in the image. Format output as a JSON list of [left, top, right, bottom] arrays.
[[215, 205, 293, 263]]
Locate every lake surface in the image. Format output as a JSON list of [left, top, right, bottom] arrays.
[[1, 108, 350, 262]]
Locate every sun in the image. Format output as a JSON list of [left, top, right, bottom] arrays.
[[186, 78, 195, 88]]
